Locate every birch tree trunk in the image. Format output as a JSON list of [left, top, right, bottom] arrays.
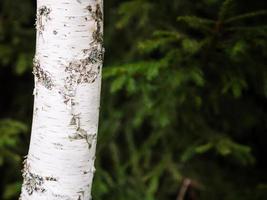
[[20, 0, 104, 199]]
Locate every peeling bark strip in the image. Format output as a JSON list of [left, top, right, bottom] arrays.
[[20, 1, 103, 199]]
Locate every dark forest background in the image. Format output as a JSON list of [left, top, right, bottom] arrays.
[[0, 0, 267, 199]]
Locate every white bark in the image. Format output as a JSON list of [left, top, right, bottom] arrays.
[[20, 0, 104, 199]]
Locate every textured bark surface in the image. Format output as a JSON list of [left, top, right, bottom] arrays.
[[20, 0, 104, 199]]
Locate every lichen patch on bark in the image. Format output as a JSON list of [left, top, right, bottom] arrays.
[[82, 45, 104, 65], [36, 5, 51, 35], [65, 53, 100, 85], [88, 4, 103, 45], [60, 45, 103, 107], [33, 57, 54, 90], [22, 159, 57, 195]]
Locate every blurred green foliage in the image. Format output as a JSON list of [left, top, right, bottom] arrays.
[[0, 0, 267, 199]]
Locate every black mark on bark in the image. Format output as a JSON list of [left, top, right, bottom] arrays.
[[51, 193, 72, 199], [68, 114, 97, 149], [77, 190, 85, 200]]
